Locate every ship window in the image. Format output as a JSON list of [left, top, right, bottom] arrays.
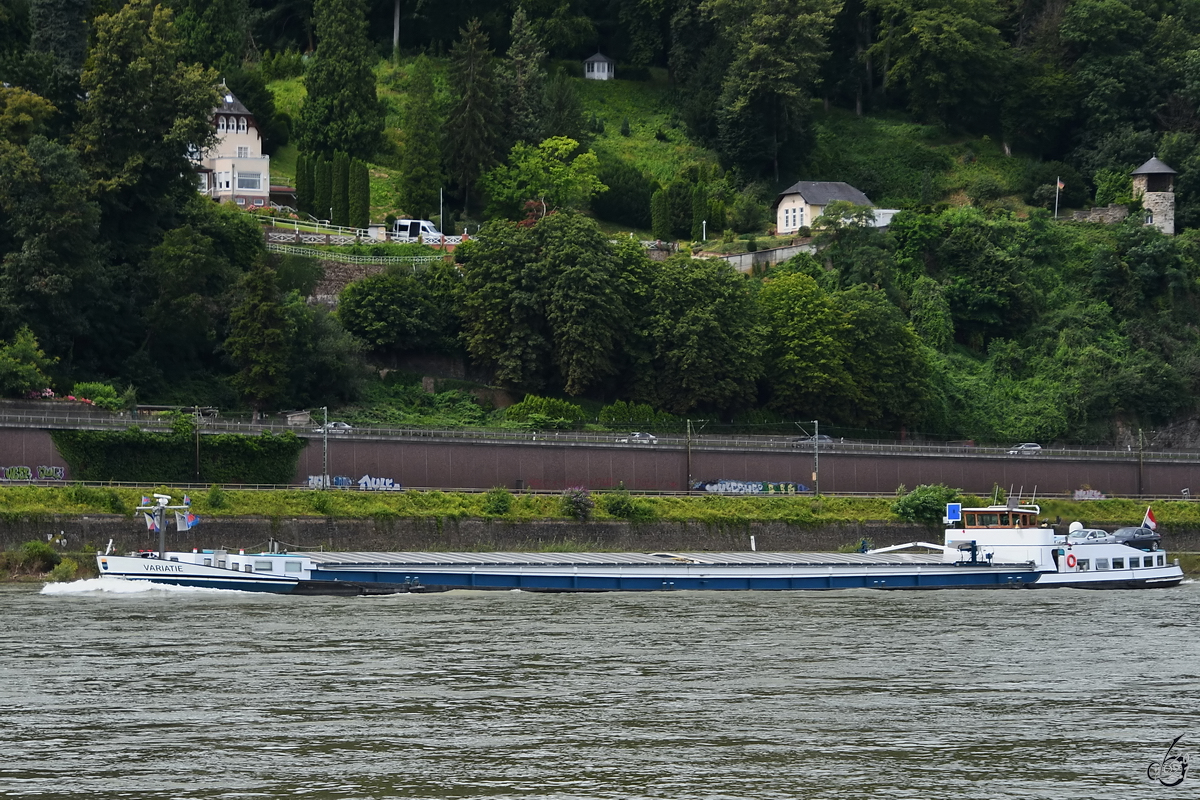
[[1076, 559, 1090, 571], [284, 561, 302, 573], [965, 513, 976, 526], [1157, 555, 1165, 566], [169, 557, 179, 562], [1112, 558, 1124, 569], [998, 513, 1010, 525], [218, 560, 225, 568], [203, 558, 212, 566], [255, 560, 274, 571], [1144, 556, 1155, 568], [978, 513, 999, 526], [1096, 558, 1109, 570]]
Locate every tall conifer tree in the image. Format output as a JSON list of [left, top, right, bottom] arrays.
[[349, 158, 370, 229], [446, 18, 502, 215], [297, 0, 383, 159], [396, 55, 444, 220], [332, 151, 350, 227], [501, 7, 547, 147]]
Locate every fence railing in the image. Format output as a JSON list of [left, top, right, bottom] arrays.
[[2, 410, 1198, 462], [265, 243, 445, 267]]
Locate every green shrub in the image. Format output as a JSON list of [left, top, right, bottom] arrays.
[[483, 486, 514, 515], [72, 381, 122, 412], [207, 484, 229, 509], [310, 491, 333, 514], [505, 395, 585, 429], [64, 484, 127, 514], [560, 487, 595, 520], [891, 484, 961, 525], [600, 489, 656, 521], [48, 557, 79, 582], [17, 540, 60, 572]]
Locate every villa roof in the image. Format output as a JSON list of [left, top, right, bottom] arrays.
[[776, 180, 873, 207], [215, 85, 252, 116]]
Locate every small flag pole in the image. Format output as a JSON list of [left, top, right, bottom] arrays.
[[1055, 177, 1060, 220]]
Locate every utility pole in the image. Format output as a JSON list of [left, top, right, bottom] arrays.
[[1138, 428, 1144, 496], [322, 406, 329, 490], [686, 419, 692, 493], [813, 419, 820, 496], [193, 405, 200, 482]]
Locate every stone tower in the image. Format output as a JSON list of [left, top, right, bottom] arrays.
[[1131, 156, 1176, 235]]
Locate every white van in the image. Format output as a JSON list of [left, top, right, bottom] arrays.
[[392, 219, 441, 240]]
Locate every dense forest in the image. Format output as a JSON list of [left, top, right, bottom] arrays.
[[4, 0, 1200, 445]]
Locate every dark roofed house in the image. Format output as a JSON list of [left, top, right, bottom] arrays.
[[775, 180, 894, 233], [584, 51, 615, 81]]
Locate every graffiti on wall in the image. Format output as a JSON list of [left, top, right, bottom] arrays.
[[692, 479, 809, 495], [1, 465, 65, 481], [306, 474, 402, 491], [1074, 489, 1106, 500]]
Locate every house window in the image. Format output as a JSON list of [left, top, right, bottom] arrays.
[[587, 62, 593, 73], [1146, 211, 1154, 225], [238, 117, 247, 133], [217, 171, 231, 189], [237, 172, 261, 190], [196, 174, 208, 192], [237, 146, 249, 158]]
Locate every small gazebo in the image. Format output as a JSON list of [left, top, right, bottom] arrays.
[[584, 51, 615, 81]]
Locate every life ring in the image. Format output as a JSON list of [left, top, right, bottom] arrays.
[[1066, 553, 1077, 568]]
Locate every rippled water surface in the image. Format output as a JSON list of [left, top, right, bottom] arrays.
[[2, 579, 1199, 799]]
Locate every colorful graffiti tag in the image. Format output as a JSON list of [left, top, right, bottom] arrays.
[[692, 479, 809, 495], [1, 465, 66, 481], [306, 474, 402, 491]]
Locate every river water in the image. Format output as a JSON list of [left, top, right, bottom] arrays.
[[1, 580, 1198, 799]]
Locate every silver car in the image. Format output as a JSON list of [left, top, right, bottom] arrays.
[[617, 432, 657, 445], [1007, 442, 1042, 455], [313, 421, 353, 434]]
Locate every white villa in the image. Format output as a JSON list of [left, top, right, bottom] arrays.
[[195, 86, 270, 208], [774, 180, 897, 233]]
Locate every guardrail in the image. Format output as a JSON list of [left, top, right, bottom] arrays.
[[2, 410, 1199, 462]]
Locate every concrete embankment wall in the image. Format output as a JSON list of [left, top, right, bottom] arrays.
[[8, 516, 1200, 556], [4, 516, 943, 555]]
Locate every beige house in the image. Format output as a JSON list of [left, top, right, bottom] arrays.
[[774, 181, 877, 234], [195, 87, 270, 208]]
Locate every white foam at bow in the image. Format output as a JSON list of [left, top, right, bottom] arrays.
[[40, 578, 248, 595]]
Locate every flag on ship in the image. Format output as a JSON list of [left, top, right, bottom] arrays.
[[143, 512, 158, 532], [183, 495, 191, 506], [175, 511, 200, 530]]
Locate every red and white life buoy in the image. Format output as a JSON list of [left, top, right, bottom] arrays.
[[1066, 553, 1077, 568]]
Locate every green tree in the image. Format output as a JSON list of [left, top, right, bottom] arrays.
[[637, 256, 764, 413], [223, 66, 289, 154], [836, 285, 933, 427], [868, 0, 1010, 127], [165, 0, 248, 70], [543, 68, 589, 145], [501, 6, 547, 147], [74, 0, 219, 242], [296, 0, 383, 159], [651, 188, 670, 240], [281, 291, 366, 407], [593, 158, 657, 230], [225, 258, 290, 416], [0, 326, 56, 397], [313, 157, 332, 220], [446, 18, 503, 215], [481, 136, 605, 219], [396, 55, 444, 220], [332, 150, 349, 227], [0, 87, 56, 144], [349, 158, 370, 229], [295, 152, 310, 213], [708, 0, 840, 180], [337, 268, 450, 355], [29, 0, 89, 72], [759, 271, 854, 418]]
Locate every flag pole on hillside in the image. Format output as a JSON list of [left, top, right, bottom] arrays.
[[1055, 177, 1064, 219]]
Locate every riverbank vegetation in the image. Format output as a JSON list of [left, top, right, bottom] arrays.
[[2, 485, 1199, 530]]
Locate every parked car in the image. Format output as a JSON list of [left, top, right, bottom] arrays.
[[793, 434, 834, 446], [617, 432, 658, 445], [1007, 442, 1042, 455], [392, 219, 442, 239], [313, 421, 353, 434]]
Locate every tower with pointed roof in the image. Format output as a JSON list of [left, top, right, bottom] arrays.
[[1131, 156, 1176, 235]]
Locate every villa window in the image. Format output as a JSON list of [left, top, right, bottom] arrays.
[[217, 116, 227, 132], [237, 146, 249, 158], [237, 172, 261, 190], [238, 117, 247, 133]]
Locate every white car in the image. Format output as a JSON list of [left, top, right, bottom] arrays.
[[617, 432, 657, 445], [313, 421, 353, 434], [1007, 442, 1042, 455]]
